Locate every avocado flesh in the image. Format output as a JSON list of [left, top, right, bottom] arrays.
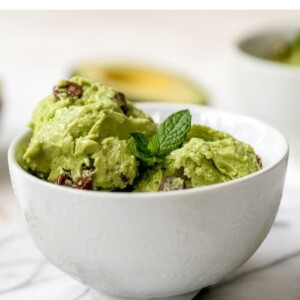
[[73, 64, 207, 104]]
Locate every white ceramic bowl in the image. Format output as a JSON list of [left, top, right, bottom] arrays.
[[8, 103, 288, 300], [233, 28, 300, 163]]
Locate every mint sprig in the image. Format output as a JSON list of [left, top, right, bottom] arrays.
[[156, 109, 192, 156], [127, 109, 191, 165]]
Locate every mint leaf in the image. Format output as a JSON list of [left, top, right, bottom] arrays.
[[130, 132, 150, 154], [127, 134, 162, 165], [126, 136, 139, 157], [157, 109, 191, 157], [147, 134, 159, 155], [141, 155, 163, 165], [127, 109, 191, 165]]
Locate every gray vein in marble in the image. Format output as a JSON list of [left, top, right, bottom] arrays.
[[223, 248, 300, 284], [192, 248, 300, 299], [0, 261, 47, 295], [73, 288, 91, 300]]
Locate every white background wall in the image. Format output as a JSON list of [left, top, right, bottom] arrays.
[[0, 11, 299, 147]]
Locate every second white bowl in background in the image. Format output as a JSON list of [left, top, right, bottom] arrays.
[[233, 28, 300, 163]]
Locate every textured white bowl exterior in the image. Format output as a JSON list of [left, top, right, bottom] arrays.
[[8, 104, 288, 299]]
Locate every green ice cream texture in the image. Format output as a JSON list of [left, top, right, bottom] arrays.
[[22, 76, 261, 192], [267, 32, 300, 66]]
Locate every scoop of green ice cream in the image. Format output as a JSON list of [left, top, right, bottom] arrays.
[[92, 137, 138, 190], [134, 167, 164, 192], [134, 125, 261, 192], [23, 76, 157, 190]]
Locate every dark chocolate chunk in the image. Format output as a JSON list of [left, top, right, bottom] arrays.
[[256, 155, 263, 168], [75, 176, 93, 190], [120, 173, 129, 183], [55, 173, 68, 185], [158, 176, 186, 192], [55, 173, 72, 186], [53, 80, 82, 101], [115, 91, 128, 114]]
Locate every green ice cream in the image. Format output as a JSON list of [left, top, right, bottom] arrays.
[[22, 76, 261, 192], [23, 76, 156, 191], [267, 32, 300, 66], [134, 125, 261, 192]]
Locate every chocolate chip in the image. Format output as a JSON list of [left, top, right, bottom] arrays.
[[115, 91, 126, 102], [120, 173, 129, 183], [75, 176, 93, 190], [55, 173, 71, 186], [115, 92, 128, 114], [256, 155, 263, 168], [53, 80, 83, 101], [158, 176, 186, 192]]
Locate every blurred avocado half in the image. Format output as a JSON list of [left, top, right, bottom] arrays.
[[72, 63, 207, 104]]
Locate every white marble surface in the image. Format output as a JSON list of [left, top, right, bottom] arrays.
[[1, 10, 300, 300]]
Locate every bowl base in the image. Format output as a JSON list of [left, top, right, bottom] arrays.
[[91, 289, 200, 300]]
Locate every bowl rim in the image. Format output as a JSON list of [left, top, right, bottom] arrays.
[[234, 27, 300, 75], [8, 103, 289, 199]]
